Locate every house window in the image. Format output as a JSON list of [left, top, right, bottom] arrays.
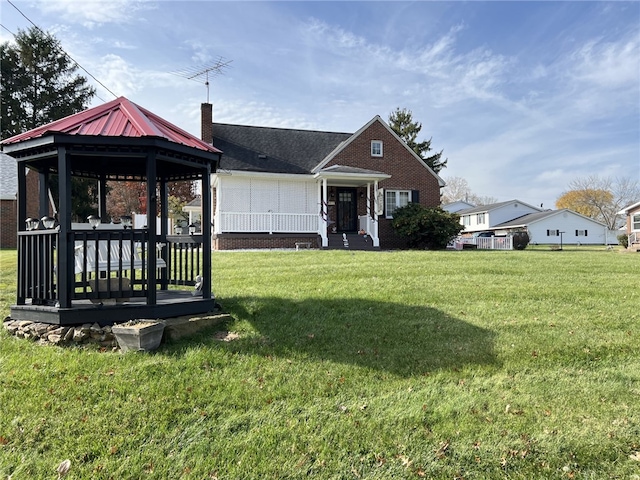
[[463, 215, 470, 226], [547, 229, 559, 236], [371, 140, 383, 157], [477, 213, 485, 224], [385, 190, 410, 218], [633, 214, 640, 231], [575, 230, 588, 236]]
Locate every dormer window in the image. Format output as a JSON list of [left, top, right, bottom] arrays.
[[371, 140, 383, 157]]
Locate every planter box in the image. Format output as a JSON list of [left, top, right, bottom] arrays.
[[112, 321, 164, 352]]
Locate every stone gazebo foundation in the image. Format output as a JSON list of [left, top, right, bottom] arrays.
[[3, 312, 231, 350]]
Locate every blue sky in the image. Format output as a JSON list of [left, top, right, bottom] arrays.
[[2, 0, 639, 208]]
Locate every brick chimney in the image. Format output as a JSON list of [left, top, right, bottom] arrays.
[[201, 103, 213, 144]]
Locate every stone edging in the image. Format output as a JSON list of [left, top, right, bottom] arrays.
[[2, 317, 117, 348]]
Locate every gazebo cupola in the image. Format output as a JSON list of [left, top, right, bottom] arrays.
[[1, 97, 222, 325]]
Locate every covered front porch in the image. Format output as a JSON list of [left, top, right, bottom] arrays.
[[211, 167, 389, 250], [315, 166, 390, 248]]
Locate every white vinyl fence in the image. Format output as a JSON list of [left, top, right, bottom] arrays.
[[475, 236, 513, 250], [456, 236, 513, 250]]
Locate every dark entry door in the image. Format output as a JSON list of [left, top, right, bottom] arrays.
[[337, 188, 357, 232]]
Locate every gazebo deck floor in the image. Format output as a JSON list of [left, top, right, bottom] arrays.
[[9, 291, 220, 326]]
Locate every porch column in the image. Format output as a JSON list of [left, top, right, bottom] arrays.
[[320, 178, 328, 247], [213, 177, 221, 234], [372, 180, 380, 247]]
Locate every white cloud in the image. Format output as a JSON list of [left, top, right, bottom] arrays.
[[37, 0, 152, 28], [570, 36, 640, 89]]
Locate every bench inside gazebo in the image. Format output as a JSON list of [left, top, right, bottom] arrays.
[[1, 97, 221, 326]]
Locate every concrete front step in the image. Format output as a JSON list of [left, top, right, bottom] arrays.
[[326, 233, 377, 251]]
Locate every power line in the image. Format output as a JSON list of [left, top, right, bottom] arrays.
[[1, 23, 16, 36], [5, 0, 118, 100]]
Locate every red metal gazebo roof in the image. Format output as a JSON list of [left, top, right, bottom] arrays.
[[1, 96, 222, 154]]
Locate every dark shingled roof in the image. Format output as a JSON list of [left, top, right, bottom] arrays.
[[212, 123, 352, 174]]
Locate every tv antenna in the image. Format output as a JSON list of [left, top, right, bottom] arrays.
[[170, 57, 232, 103]]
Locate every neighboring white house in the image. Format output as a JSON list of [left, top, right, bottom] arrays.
[[492, 209, 616, 245], [457, 200, 543, 234], [442, 200, 475, 213], [182, 196, 202, 229]]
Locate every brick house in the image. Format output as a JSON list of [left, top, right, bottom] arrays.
[[618, 201, 640, 251], [207, 110, 444, 250], [0, 152, 45, 249]]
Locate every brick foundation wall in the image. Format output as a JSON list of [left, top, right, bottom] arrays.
[[213, 233, 320, 250]]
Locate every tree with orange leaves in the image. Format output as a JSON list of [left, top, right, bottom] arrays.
[[555, 175, 639, 229]]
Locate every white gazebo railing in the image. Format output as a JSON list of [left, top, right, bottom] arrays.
[[218, 212, 318, 233]]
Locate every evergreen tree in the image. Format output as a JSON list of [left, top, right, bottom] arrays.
[[1, 27, 95, 140], [1, 27, 97, 220], [388, 107, 447, 174]]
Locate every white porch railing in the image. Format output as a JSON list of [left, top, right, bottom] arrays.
[[218, 212, 318, 233], [358, 215, 371, 233], [630, 232, 639, 244]]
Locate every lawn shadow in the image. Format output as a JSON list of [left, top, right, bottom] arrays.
[[216, 296, 499, 377]]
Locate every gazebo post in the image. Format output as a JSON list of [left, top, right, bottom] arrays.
[[201, 163, 212, 299], [16, 166, 27, 305], [57, 147, 72, 309], [98, 174, 108, 223], [146, 151, 158, 305], [159, 177, 169, 290], [38, 171, 49, 220], [17, 166, 26, 233]]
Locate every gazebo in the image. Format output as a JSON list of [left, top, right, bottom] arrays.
[[1, 97, 221, 325]]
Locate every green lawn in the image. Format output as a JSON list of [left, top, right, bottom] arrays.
[[1, 248, 638, 479]]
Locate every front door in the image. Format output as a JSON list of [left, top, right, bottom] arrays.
[[337, 188, 357, 232]]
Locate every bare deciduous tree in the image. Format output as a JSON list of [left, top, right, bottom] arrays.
[[441, 176, 498, 206], [556, 175, 640, 229]]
